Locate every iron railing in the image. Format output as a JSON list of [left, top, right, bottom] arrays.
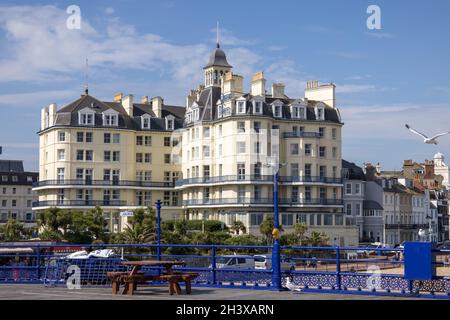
[[33, 180, 175, 188], [182, 198, 344, 206]]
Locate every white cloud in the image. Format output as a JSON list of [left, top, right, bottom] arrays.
[[336, 84, 376, 94], [0, 90, 77, 107]]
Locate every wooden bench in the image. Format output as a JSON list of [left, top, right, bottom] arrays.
[[107, 271, 199, 295]]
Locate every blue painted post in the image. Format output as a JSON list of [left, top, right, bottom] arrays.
[[271, 170, 284, 291], [336, 247, 341, 290], [36, 245, 41, 281], [155, 200, 162, 261], [212, 244, 217, 285]]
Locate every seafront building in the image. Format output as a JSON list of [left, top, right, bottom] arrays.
[[0, 160, 38, 228], [33, 41, 358, 244]]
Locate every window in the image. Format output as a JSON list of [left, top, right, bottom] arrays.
[[142, 116, 151, 129], [85, 150, 93, 161], [304, 164, 312, 178], [346, 204, 352, 216], [237, 142, 246, 154], [319, 127, 325, 138], [12, 188, 16, 194], [112, 151, 120, 162], [315, 106, 325, 120], [203, 146, 210, 158], [166, 119, 174, 130], [251, 214, 264, 226], [1, 200, 6, 207], [238, 186, 246, 202], [254, 142, 261, 154], [305, 144, 312, 156], [86, 132, 93, 143], [76, 150, 84, 161], [237, 101, 246, 114], [237, 163, 246, 180], [319, 188, 326, 200], [356, 203, 362, 216], [273, 105, 282, 117], [79, 111, 94, 125], [57, 168, 65, 182], [319, 166, 326, 179], [145, 153, 152, 163], [136, 153, 143, 163], [346, 184, 352, 195], [1, 176, 7, 182], [319, 146, 326, 158], [332, 128, 337, 140], [12, 176, 18, 183], [253, 121, 261, 133], [164, 191, 170, 206], [136, 136, 143, 146], [164, 137, 171, 147], [237, 122, 245, 133], [104, 151, 111, 162], [290, 143, 299, 155], [164, 154, 171, 164], [203, 127, 210, 138], [12, 200, 17, 207], [355, 183, 361, 195], [291, 163, 299, 177], [104, 133, 111, 144], [282, 214, 294, 226], [57, 149, 65, 161], [332, 147, 337, 159], [253, 101, 262, 114], [305, 186, 312, 201], [254, 185, 261, 200], [291, 186, 299, 203], [58, 131, 66, 142], [324, 214, 333, 226], [291, 105, 306, 119], [103, 113, 118, 126], [112, 133, 120, 144]]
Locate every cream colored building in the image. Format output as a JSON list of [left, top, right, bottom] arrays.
[[34, 92, 185, 232], [175, 44, 358, 246], [434, 152, 450, 189]]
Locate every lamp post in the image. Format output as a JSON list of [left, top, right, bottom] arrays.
[[155, 199, 162, 261], [265, 161, 286, 291]]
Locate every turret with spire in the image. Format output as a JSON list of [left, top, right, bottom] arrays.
[[203, 22, 232, 88]]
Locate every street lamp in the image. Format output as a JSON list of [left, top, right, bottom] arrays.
[[155, 199, 162, 261], [265, 160, 287, 291]]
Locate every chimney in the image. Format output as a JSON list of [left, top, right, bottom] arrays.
[[222, 73, 244, 96], [152, 96, 163, 118], [186, 90, 197, 108], [114, 92, 124, 103], [305, 80, 336, 108], [251, 71, 266, 97], [48, 103, 57, 128], [141, 96, 149, 104], [272, 83, 285, 99], [122, 95, 134, 116]]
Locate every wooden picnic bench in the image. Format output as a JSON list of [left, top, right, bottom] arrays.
[[106, 260, 198, 296]]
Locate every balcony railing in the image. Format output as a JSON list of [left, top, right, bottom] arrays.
[[33, 180, 175, 188], [384, 223, 430, 230], [176, 175, 342, 187], [182, 198, 343, 206], [33, 200, 127, 208], [283, 132, 322, 139]]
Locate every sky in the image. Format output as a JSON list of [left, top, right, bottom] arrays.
[[0, 0, 449, 172]]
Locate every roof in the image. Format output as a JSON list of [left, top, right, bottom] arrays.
[[0, 160, 24, 173], [342, 160, 366, 181], [187, 87, 342, 124], [50, 94, 185, 132], [363, 200, 383, 210], [0, 171, 38, 186], [204, 45, 232, 69]]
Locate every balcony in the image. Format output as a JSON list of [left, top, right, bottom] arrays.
[[182, 198, 343, 207], [32, 200, 127, 209], [283, 132, 322, 139], [384, 223, 429, 230], [33, 180, 175, 189], [176, 175, 342, 187]]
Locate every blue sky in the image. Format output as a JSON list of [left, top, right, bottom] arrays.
[[0, 0, 450, 172]]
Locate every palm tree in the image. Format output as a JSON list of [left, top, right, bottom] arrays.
[[3, 219, 23, 241], [259, 216, 283, 245], [230, 221, 246, 235], [293, 223, 308, 245]]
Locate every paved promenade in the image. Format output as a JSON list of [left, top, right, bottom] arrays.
[[0, 284, 424, 300]]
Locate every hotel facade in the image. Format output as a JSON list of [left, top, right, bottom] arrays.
[[34, 43, 358, 245]]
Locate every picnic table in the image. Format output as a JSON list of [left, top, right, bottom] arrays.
[[107, 260, 198, 296]]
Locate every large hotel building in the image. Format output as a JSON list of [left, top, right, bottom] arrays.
[[34, 42, 358, 245]]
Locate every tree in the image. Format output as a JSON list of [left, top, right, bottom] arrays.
[[230, 221, 246, 235], [2, 219, 23, 241], [307, 231, 330, 247], [259, 216, 283, 244], [115, 207, 157, 244]]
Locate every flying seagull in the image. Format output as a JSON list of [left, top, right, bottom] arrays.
[[405, 124, 450, 145]]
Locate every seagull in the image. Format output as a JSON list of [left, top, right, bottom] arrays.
[[405, 124, 450, 145]]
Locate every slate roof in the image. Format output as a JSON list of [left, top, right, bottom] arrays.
[[0, 160, 24, 173], [50, 94, 185, 132], [363, 200, 383, 211], [342, 160, 366, 181], [204, 45, 232, 69]]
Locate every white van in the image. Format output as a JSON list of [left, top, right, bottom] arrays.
[[254, 255, 296, 270], [211, 255, 255, 269]]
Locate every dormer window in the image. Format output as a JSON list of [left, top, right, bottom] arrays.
[[291, 105, 306, 119], [272, 101, 283, 118], [78, 108, 95, 126], [253, 100, 263, 115], [315, 105, 325, 121], [165, 116, 175, 130], [237, 100, 246, 115], [141, 114, 151, 129], [102, 109, 119, 127]]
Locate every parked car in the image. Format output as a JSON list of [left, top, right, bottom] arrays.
[[254, 255, 296, 271], [211, 255, 255, 269], [356, 242, 387, 256]]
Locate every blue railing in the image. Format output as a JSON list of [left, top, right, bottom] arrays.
[[1, 243, 450, 298]]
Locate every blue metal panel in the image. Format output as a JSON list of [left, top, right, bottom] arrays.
[[404, 242, 436, 280]]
